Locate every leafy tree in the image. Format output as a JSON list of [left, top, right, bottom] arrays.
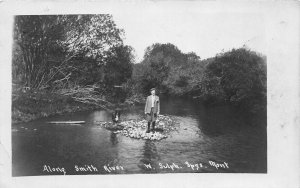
[[162, 51, 206, 96], [13, 14, 124, 89], [61, 15, 124, 60], [186, 52, 201, 62], [103, 45, 134, 88], [138, 56, 170, 94], [201, 48, 267, 111], [143, 43, 187, 67], [14, 15, 65, 88], [132, 43, 188, 93]]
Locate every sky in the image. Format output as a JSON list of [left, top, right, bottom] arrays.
[[112, 6, 266, 63]]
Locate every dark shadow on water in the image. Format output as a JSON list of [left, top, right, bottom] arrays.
[[199, 105, 267, 137], [110, 132, 118, 145], [138, 140, 160, 173]]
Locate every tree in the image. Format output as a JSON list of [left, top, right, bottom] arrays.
[[143, 43, 187, 67], [13, 14, 124, 89], [103, 45, 134, 88], [163, 55, 208, 96], [186, 52, 201, 62], [133, 43, 188, 93], [137, 52, 170, 94], [201, 48, 267, 111], [14, 15, 65, 88]]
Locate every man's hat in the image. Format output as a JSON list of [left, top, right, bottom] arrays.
[[150, 88, 156, 91]]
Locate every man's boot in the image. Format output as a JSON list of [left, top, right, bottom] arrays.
[[151, 122, 155, 132], [146, 122, 151, 133]]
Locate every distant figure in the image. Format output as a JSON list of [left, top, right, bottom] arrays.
[[144, 88, 160, 133], [112, 108, 121, 124]]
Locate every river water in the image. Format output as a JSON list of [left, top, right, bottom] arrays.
[[12, 96, 267, 176]]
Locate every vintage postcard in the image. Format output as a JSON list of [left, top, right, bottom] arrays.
[[0, 0, 299, 188]]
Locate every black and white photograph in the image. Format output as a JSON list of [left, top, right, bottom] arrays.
[[0, 0, 299, 188], [11, 12, 268, 176]]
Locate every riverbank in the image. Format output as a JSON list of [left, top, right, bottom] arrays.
[[12, 91, 95, 123], [12, 89, 146, 124], [12, 88, 265, 124]]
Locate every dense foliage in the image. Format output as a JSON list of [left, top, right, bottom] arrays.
[[131, 43, 266, 113], [13, 15, 133, 90], [131, 43, 192, 94], [201, 48, 267, 112], [12, 15, 267, 116]]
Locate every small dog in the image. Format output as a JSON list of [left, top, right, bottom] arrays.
[[112, 108, 121, 124]]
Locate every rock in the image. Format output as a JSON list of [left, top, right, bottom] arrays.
[[98, 114, 178, 141]]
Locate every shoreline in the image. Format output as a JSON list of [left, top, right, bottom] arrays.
[[11, 91, 146, 124], [12, 90, 265, 125]]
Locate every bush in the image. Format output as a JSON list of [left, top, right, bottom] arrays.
[[200, 48, 267, 112]]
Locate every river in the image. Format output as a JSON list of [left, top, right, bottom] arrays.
[[12, 96, 267, 176]]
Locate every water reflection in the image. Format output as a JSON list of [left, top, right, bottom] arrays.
[[160, 96, 206, 117], [138, 140, 159, 172], [88, 110, 111, 123], [110, 132, 118, 145]]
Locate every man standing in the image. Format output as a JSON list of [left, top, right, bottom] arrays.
[[144, 88, 160, 133]]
